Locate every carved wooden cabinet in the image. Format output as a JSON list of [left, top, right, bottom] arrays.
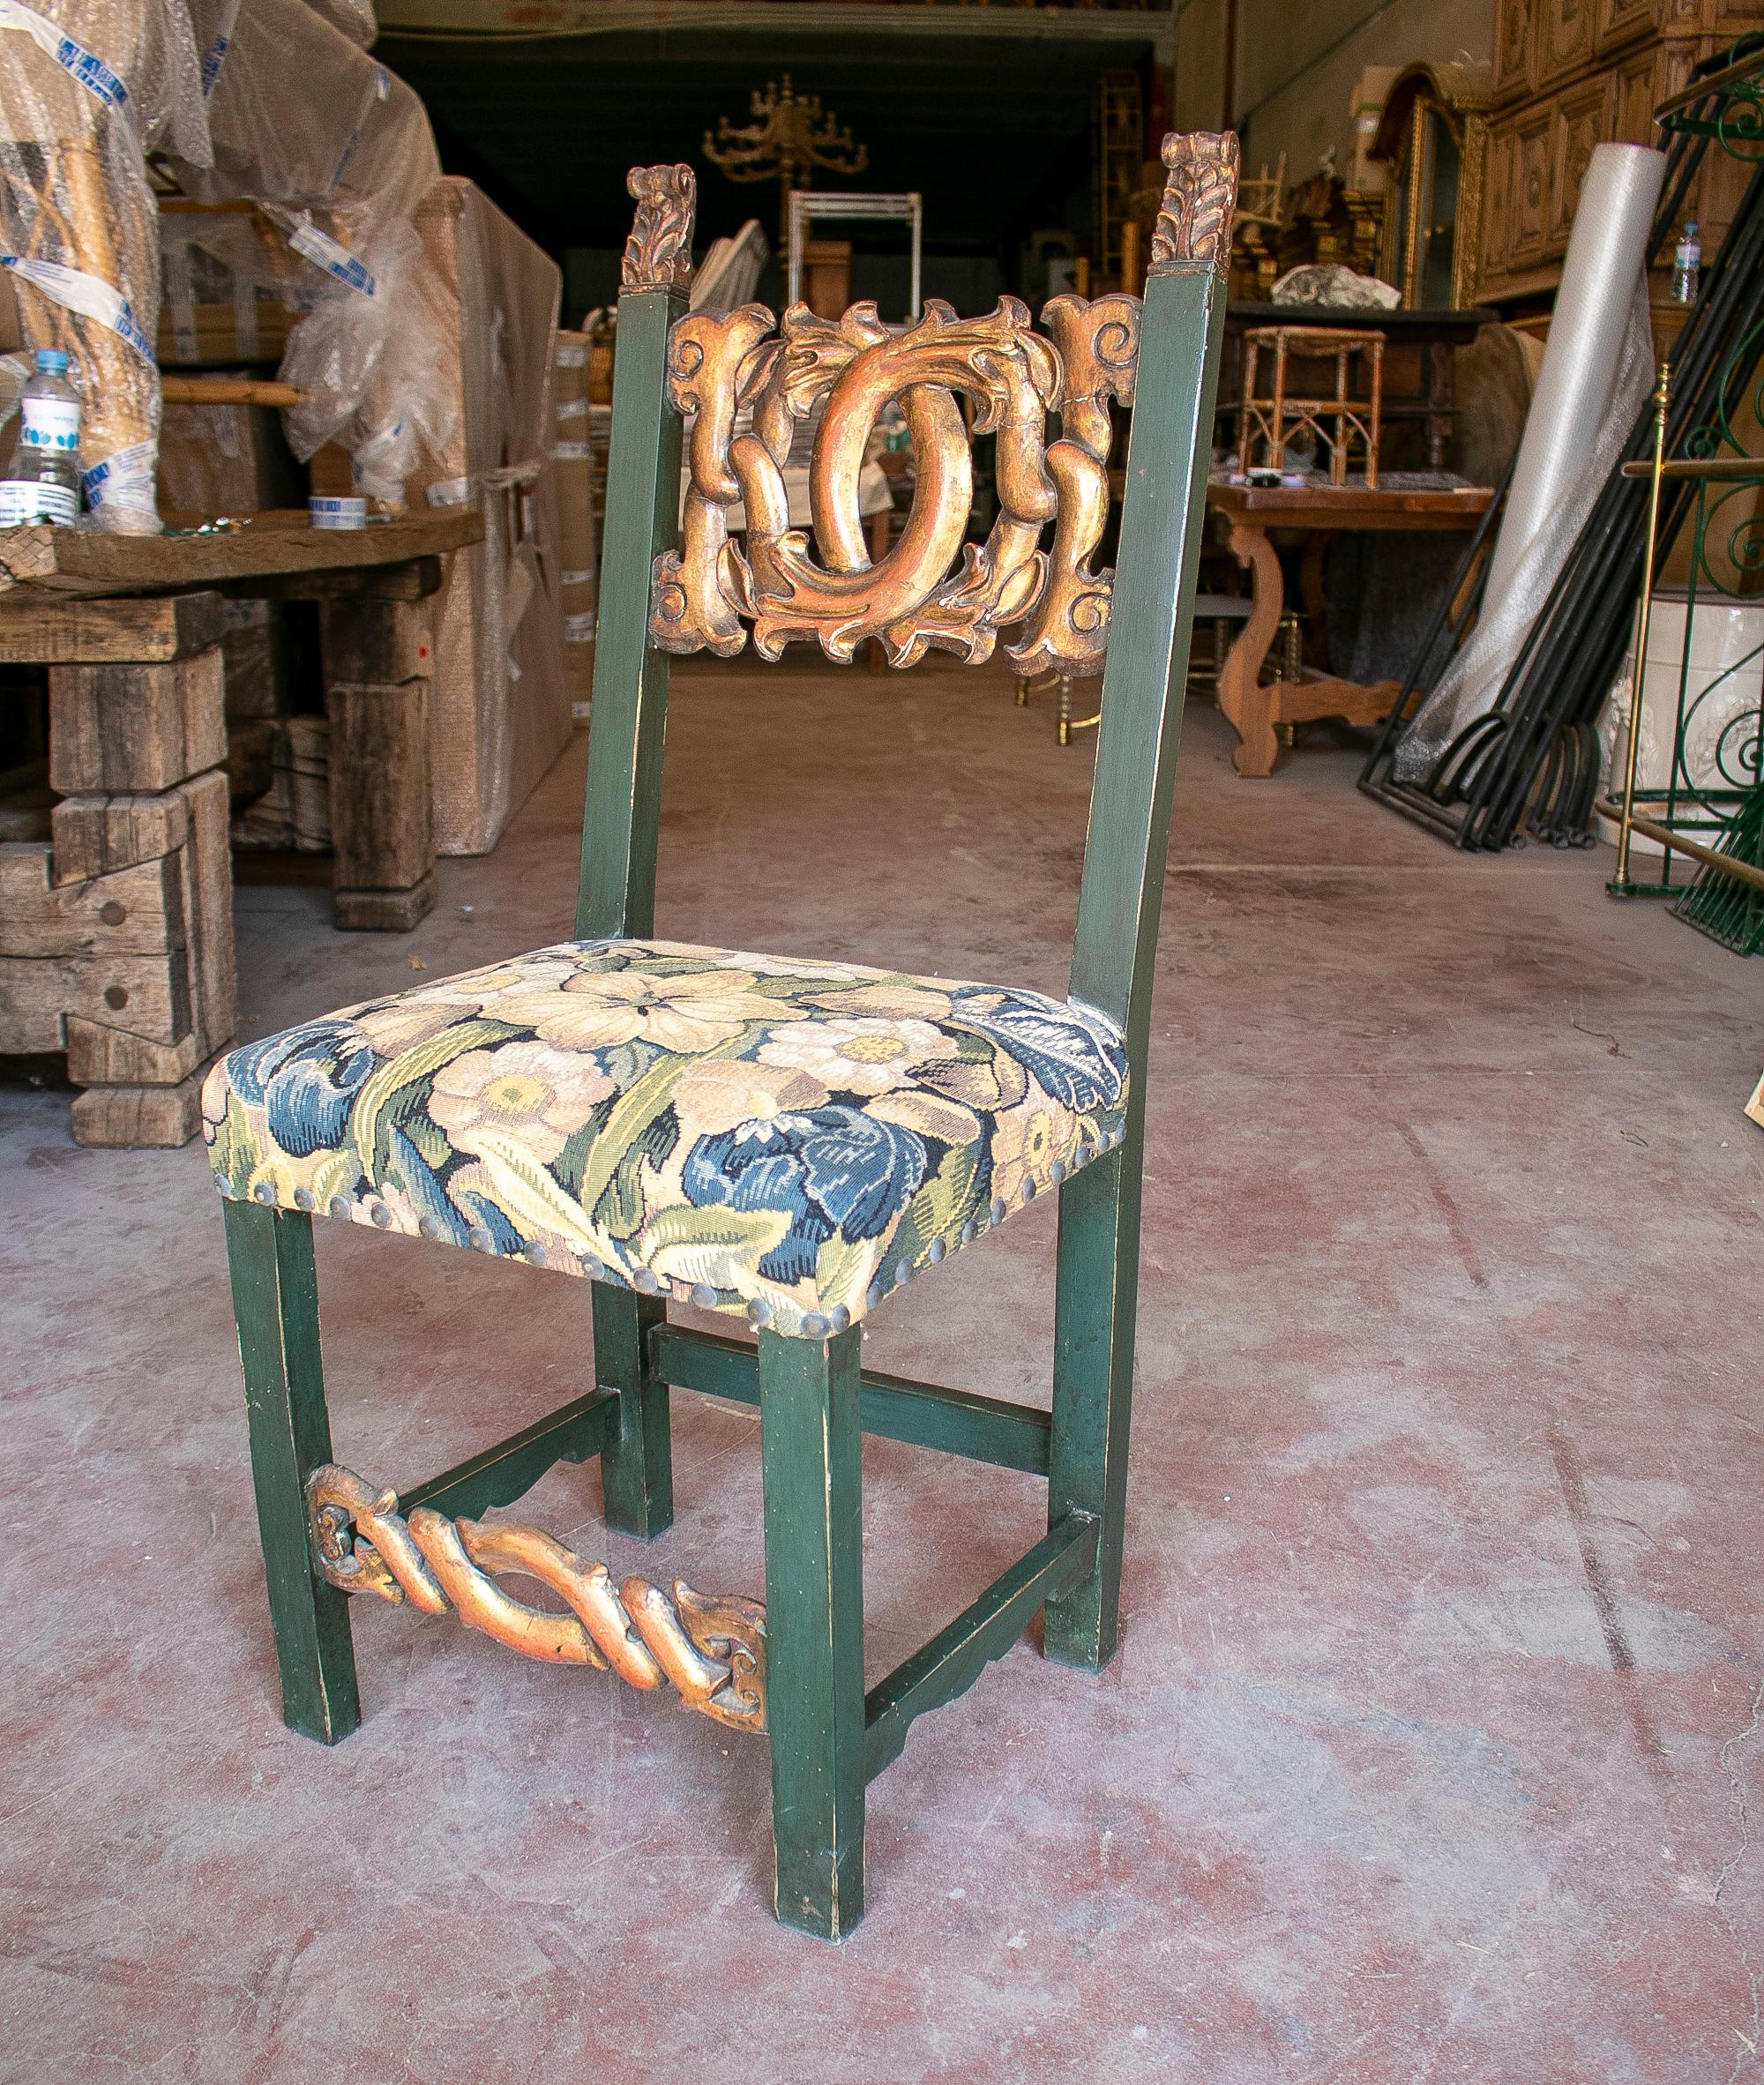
[[1476, 0, 1764, 306]]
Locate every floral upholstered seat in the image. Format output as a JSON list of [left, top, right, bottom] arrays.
[[204, 939, 1128, 1340]]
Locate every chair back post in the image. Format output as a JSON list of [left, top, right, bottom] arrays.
[[576, 165, 696, 942], [1069, 134, 1237, 1071]]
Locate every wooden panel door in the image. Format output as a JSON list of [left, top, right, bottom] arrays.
[[1495, 0, 1536, 93], [1596, 0, 1658, 53], [1613, 45, 1663, 141], [1477, 122, 1519, 295], [1537, 0, 1597, 86], [1512, 111, 1554, 261], [1549, 75, 1615, 247]]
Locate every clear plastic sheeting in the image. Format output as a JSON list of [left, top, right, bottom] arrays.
[[169, 0, 451, 501], [157, 202, 297, 365], [0, 0, 210, 531], [1268, 263, 1401, 310], [409, 178, 569, 856], [1394, 145, 1666, 783], [301, 0, 375, 44], [2, 0, 444, 527]]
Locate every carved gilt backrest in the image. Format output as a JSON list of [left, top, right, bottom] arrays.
[[579, 133, 1237, 1058]]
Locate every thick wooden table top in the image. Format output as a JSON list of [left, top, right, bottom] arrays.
[[0, 506, 482, 599], [1225, 303, 1498, 345], [1207, 481, 1494, 532]]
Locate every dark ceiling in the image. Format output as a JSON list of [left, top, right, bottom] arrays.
[[375, 24, 1160, 258]]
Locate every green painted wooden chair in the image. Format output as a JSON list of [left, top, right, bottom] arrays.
[[208, 131, 1237, 1940]]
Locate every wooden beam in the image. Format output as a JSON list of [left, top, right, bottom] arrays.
[[220, 556, 445, 604], [863, 1513, 1099, 1781], [649, 1323, 1054, 1476], [376, 0, 1173, 56], [398, 1389, 621, 1522], [48, 649, 227, 796], [160, 376, 303, 407], [0, 845, 185, 960], [0, 591, 224, 664], [0, 508, 479, 600]]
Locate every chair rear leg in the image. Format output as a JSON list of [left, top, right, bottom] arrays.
[[1044, 1130, 1142, 1671], [223, 1199, 361, 1744], [758, 1325, 866, 1939], [594, 1285, 673, 1538]]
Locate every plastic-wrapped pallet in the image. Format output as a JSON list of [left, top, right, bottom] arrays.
[[0, 1, 212, 531], [407, 176, 569, 856], [168, 0, 454, 504], [553, 327, 596, 716]]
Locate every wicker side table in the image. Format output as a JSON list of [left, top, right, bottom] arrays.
[[1237, 325, 1386, 487]]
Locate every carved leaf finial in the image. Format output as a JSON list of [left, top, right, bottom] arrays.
[[623, 163, 697, 294], [1148, 131, 1240, 276]]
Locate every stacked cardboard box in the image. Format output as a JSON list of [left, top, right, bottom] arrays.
[[553, 328, 597, 718], [157, 203, 294, 368], [156, 387, 307, 518], [407, 177, 571, 855]]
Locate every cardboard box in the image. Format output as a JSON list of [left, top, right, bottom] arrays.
[[156, 386, 306, 518], [157, 204, 294, 368], [408, 178, 570, 855]]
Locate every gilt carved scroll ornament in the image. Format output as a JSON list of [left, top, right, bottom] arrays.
[[308, 1465, 766, 1733], [623, 163, 697, 294], [643, 131, 1236, 677], [650, 293, 1135, 676]]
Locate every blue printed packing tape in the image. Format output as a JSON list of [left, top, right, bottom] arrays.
[[310, 496, 368, 530]]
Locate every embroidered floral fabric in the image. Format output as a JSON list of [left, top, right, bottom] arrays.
[[204, 939, 1129, 1339]]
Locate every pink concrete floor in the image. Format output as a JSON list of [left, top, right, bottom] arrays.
[[2, 657, 1760, 2082]]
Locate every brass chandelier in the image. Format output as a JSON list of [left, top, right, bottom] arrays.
[[703, 74, 869, 238]]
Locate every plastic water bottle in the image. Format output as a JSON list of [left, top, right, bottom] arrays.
[[1, 348, 81, 526], [1671, 222, 1701, 305]]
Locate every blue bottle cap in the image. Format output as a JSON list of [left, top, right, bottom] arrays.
[[34, 348, 70, 374]]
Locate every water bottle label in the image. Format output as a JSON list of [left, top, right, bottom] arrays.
[[20, 395, 78, 450], [0, 478, 77, 525]]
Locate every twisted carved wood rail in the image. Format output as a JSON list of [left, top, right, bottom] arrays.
[[637, 131, 1239, 675], [307, 1465, 767, 1733]]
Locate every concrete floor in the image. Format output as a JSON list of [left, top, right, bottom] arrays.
[[3, 655, 1761, 2082]]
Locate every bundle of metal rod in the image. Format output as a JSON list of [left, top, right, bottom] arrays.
[[1360, 34, 1764, 853]]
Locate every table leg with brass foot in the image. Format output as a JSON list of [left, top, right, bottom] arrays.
[[1056, 676, 1099, 747]]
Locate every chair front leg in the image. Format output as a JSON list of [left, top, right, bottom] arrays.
[[1044, 1127, 1142, 1670], [758, 1324, 866, 1939], [594, 1285, 673, 1538], [223, 1199, 361, 1744]]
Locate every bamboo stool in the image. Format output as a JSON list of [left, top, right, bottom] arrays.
[[1237, 325, 1385, 488]]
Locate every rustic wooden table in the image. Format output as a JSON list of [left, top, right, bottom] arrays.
[[0, 506, 482, 1147], [1206, 480, 1493, 777]]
